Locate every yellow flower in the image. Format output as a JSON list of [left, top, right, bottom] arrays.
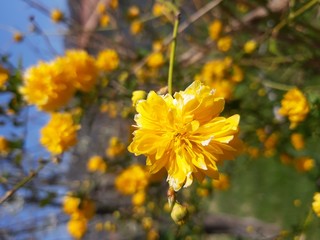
[[21, 60, 75, 111], [312, 192, 320, 217], [294, 157, 314, 172], [231, 65, 243, 83], [110, 0, 118, 9], [212, 173, 230, 191], [99, 13, 110, 27], [278, 88, 309, 129], [152, 3, 168, 17], [244, 40, 257, 54], [208, 80, 234, 100], [132, 90, 147, 107], [63, 195, 81, 215], [147, 52, 165, 69], [106, 136, 125, 158], [132, 190, 146, 206], [280, 153, 293, 165], [0, 136, 9, 155], [51, 9, 64, 23], [128, 80, 242, 191], [13, 32, 24, 42], [128, 5, 140, 18], [130, 20, 143, 35], [209, 20, 222, 41], [96, 49, 119, 72], [0, 65, 9, 88], [291, 133, 304, 150], [87, 155, 107, 173], [115, 164, 149, 195], [217, 36, 232, 52], [64, 50, 98, 92], [63, 194, 96, 219], [96, 2, 106, 14], [147, 229, 159, 240], [67, 215, 88, 239], [40, 112, 80, 155]]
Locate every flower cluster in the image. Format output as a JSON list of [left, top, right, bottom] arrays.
[[63, 194, 96, 239], [278, 88, 309, 129], [128, 80, 242, 191], [115, 164, 149, 206], [40, 112, 80, 155], [21, 49, 118, 111], [195, 57, 243, 100]]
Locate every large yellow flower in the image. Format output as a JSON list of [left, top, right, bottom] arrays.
[[40, 112, 80, 155], [21, 60, 75, 111], [278, 88, 309, 129], [128, 80, 242, 191]]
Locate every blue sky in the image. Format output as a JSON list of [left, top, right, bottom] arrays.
[[0, 0, 67, 68]]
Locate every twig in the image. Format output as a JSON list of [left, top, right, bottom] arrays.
[[0, 160, 49, 204], [272, 0, 320, 36]]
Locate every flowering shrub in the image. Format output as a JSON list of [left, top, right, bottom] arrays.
[[1, 0, 320, 240]]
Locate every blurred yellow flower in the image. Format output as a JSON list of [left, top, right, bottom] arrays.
[[212, 173, 230, 191], [132, 190, 146, 206], [63, 194, 96, 219], [231, 65, 244, 83], [0, 136, 9, 156], [312, 192, 320, 217], [128, 5, 140, 18], [147, 52, 165, 69], [278, 88, 309, 129], [152, 3, 166, 17], [217, 36, 232, 52], [40, 112, 80, 155], [110, 0, 118, 9], [87, 155, 107, 173], [96, 49, 119, 72], [99, 13, 110, 27], [0, 65, 9, 88], [291, 133, 305, 150], [96, 2, 106, 14], [106, 136, 126, 158], [64, 50, 98, 92], [67, 215, 88, 239], [244, 40, 257, 54], [63, 195, 81, 215], [132, 90, 147, 107], [128, 80, 242, 191], [13, 31, 24, 42], [115, 164, 149, 195], [51, 9, 64, 23], [294, 156, 314, 172], [147, 229, 159, 240], [130, 20, 143, 35], [21, 60, 75, 111], [209, 20, 222, 41]]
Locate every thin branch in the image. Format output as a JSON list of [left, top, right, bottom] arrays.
[[0, 160, 49, 204]]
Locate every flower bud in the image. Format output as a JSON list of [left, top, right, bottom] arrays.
[[170, 202, 188, 225]]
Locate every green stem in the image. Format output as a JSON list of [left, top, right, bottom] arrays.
[[273, 0, 319, 35], [168, 13, 180, 95]]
